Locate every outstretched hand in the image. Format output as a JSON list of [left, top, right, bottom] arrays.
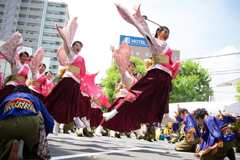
[[110, 45, 115, 52]]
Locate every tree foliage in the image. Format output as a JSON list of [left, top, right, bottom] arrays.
[[170, 59, 213, 103], [101, 56, 146, 113], [235, 81, 240, 101]]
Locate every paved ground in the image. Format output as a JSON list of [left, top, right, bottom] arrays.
[[18, 132, 240, 160]]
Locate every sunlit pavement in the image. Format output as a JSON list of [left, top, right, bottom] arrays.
[[18, 132, 240, 160]]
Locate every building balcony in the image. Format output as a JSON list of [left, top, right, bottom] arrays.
[[50, 60, 59, 65], [17, 25, 40, 31], [23, 41, 38, 47], [47, 6, 67, 12], [43, 28, 57, 33], [46, 13, 65, 19], [49, 68, 58, 73], [21, 33, 39, 39], [19, 10, 43, 16], [0, 7, 4, 12], [42, 43, 61, 49], [45, 52, 57, 57], [42, 35, 62, 42], [44, 21, 65, 27], [21, 2, 44, 8], [18, 17, 41, 23]]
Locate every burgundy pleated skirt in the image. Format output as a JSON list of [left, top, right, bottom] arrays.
[[115, 69, 172, 123], [100, 97, 141, 132], [44, 77, 85, 124], [0, 85, 15, 104], [87, 107, 103, 127], [32, 90, 45, 102], [81, 95, 91, 119]]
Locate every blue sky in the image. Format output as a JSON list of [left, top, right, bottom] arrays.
[[51, 0, 240, 87]]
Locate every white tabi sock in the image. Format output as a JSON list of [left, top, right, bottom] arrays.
[[134, 129, 144, 137], [95, 125, 105, 137], [110, 130, 115, 138], [74, 117, 84, 128], [81, 117, 91, 132], [53, 122, 59, 136], [161, 113, 176, 125], [103, 109, 118, 121]]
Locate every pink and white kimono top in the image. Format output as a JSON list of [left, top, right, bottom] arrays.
[[42, 79, 54, 97], [56, 17, 86, 86], [91, 92, 111, 109], [114, 41, 137, 98], [28, 47, 47, 94], [115, 4, 180, 79], [0, 32, 29, 86], [57, 17, 101, 95]]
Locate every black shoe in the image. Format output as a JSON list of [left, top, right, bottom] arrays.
[[227, 148, 235, 160], [191, 144, 197, 152], [147, 139, 153, 142], [127, 135, 131, 138], [154, 139, 157, 141]]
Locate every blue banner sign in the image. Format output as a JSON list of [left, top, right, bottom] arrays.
[[120, 35, 149, 48]]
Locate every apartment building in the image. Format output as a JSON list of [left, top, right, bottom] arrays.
[[0, 0, 69, 77]]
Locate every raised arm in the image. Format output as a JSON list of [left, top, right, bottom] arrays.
[[0, 32, 23, 65], [55, 23, 70, 56], [27, 47, 45, 78], [111, 41, 131, 81]]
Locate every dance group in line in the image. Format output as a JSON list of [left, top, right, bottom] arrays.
[[0, 3, 239, 160]]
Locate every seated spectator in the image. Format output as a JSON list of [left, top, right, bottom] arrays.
[[0, 85, 54, 160]]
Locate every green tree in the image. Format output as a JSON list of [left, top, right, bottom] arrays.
[[101, 56, 146, 113], [170, 59, 213, 102], [235, 81, 240, 101]]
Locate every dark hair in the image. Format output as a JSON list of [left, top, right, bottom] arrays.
[[72, 41, 83, 48], [13, 85, 32, 94], [19, 51, 29, 58], [178, 108, 189, 115], [96, 83, 102, 87], [45, 71, 52, 75], [133, 71, 142, 77], [128, 61, 136, 67], [39, 63, 46, 68], [154, 26, 170, 38], [194, 108, 208, 120]]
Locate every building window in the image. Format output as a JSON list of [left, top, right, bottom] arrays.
[[131, 51, 133, 55], [146, 52, 149, 56], [136, 52, 139, 55], [174, 56, 178, 60]]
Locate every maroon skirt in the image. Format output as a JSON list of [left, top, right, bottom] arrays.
[[0, 85, 15, 104], [32, 90, 45, 102], [44, 77, 85, 124], [115, 69, 172, 123], [100, 97, 141, 132], [87, 107, 103, 127], [81, 96, 91, 119]]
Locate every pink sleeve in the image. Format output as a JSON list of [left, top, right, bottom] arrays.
[[57, 17, 78, 66], [101, 94, 111, 108], [41, 76, 48, 94], [0, 32, 23, 65], [80, 57, 86, 78], [0, 74, 2, 89], [113, 40, 131, 81], [172, 61, 180, 80], [80, 72, 101, 96], [27, 47, 45, 77], [115, 3, 164, 54]]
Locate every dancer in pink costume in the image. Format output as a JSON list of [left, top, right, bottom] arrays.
[[0, 32, 29, 104], [102, 4, 180, 127], [28, 47, 47, 102], [95, 41, 143, 137], [87, 83, 111, 127], [44, 17, 100, 135], [42, 71, 54, 97]]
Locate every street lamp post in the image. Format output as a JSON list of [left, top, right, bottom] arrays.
[[142, 15, 161, 27]]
